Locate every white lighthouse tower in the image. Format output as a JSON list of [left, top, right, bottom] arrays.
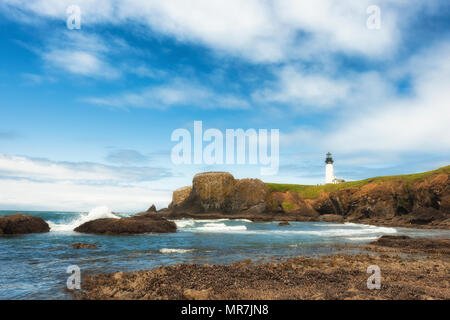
[[325, 152, 335, 184]]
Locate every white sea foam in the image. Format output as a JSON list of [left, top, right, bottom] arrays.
[[173, 219, 196, 228], [174, 218, 251, 232], [345, 236, 380, 241], [244, 225, 397, 237], [189, 222, 247, 233], [160, 248, 195, 254], [48, 206, 119, 232]]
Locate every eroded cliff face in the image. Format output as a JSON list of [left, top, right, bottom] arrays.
[[168, 172, 269, 214], [162, 170, 449, 228], [309, 173, 449, 228]]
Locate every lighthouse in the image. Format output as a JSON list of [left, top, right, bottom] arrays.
[[325, 152, 335, 184]]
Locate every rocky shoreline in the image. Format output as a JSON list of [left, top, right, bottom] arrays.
[[74, 236, 450, 300]]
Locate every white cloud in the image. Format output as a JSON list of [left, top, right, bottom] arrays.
[[39, 32, 120, 79], [43, 49, 119, 78], [85, 79, 251, 110], [280, 43, 450, 153], [327, 44, 450, 152], [0, 178, 170, 212], [0, 153, 173, 211], [0, 153, 170, 184], [254, 66, 394, 111], [254, 66, 350, 108], [1, 0, 429, 62]]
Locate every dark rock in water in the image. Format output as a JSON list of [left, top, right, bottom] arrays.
[[146, 204, 157, 213], [74, 216, 177, 235], [319, 214, 344, 223], [278, 221, 290, 226], [72, 243, 98, 249], [0, 214, 50, 235]]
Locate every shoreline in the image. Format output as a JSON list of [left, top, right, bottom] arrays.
[[74, 236, 450, 300]]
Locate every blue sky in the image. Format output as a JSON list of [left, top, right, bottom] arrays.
[[0, 0, 449, 211]]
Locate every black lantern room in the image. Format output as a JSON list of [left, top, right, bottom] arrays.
[[325, 152, 334, 164]]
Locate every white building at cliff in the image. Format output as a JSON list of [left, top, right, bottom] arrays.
[[325, 152, 345, 184]]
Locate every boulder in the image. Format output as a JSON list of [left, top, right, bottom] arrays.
[[146, 204, 157, 213], [0, 214, 50, 235], [72, 243, 98, 249], [278, 221, 290, 226], [74, 216, 176, 235]]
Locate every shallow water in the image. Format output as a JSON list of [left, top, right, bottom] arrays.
[[1, 209, 449, 299]]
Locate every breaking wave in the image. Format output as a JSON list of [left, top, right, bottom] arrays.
[[47, 206, 119, 232], [159, 248, 195, 254]]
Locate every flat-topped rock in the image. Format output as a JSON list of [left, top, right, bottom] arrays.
[[74, 216, 176, 235], [192, 172, 235, 211], [0, 214, 50, 235]]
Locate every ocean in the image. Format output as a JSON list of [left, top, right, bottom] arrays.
[[1, 207, 449, 299]]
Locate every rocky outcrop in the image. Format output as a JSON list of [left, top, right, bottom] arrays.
[[0, 214, 50, 235], [74, 216, 176, 235], [155, 168, 449, 228], [169, 186, 192, 208], [191, 172, 236, 212], [310, 173, 449, 228], [266, 191, 318, 220], [168, 172, 270, 215]]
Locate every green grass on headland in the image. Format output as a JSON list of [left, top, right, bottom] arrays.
[[266, 165, 450, 199]]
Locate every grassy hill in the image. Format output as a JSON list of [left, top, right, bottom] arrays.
[[266, 165, 450, 199]]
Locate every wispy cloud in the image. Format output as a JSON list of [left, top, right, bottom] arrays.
[[0, 153, 171, 185], [40, 32, 120, 79], [0, 152, 174, 211], [253, 65, 395, 112], [0, 131, 20, 140], [105, 149, 149, 165], [280, 43, 450, 154], [85, 79, 251, 110]]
